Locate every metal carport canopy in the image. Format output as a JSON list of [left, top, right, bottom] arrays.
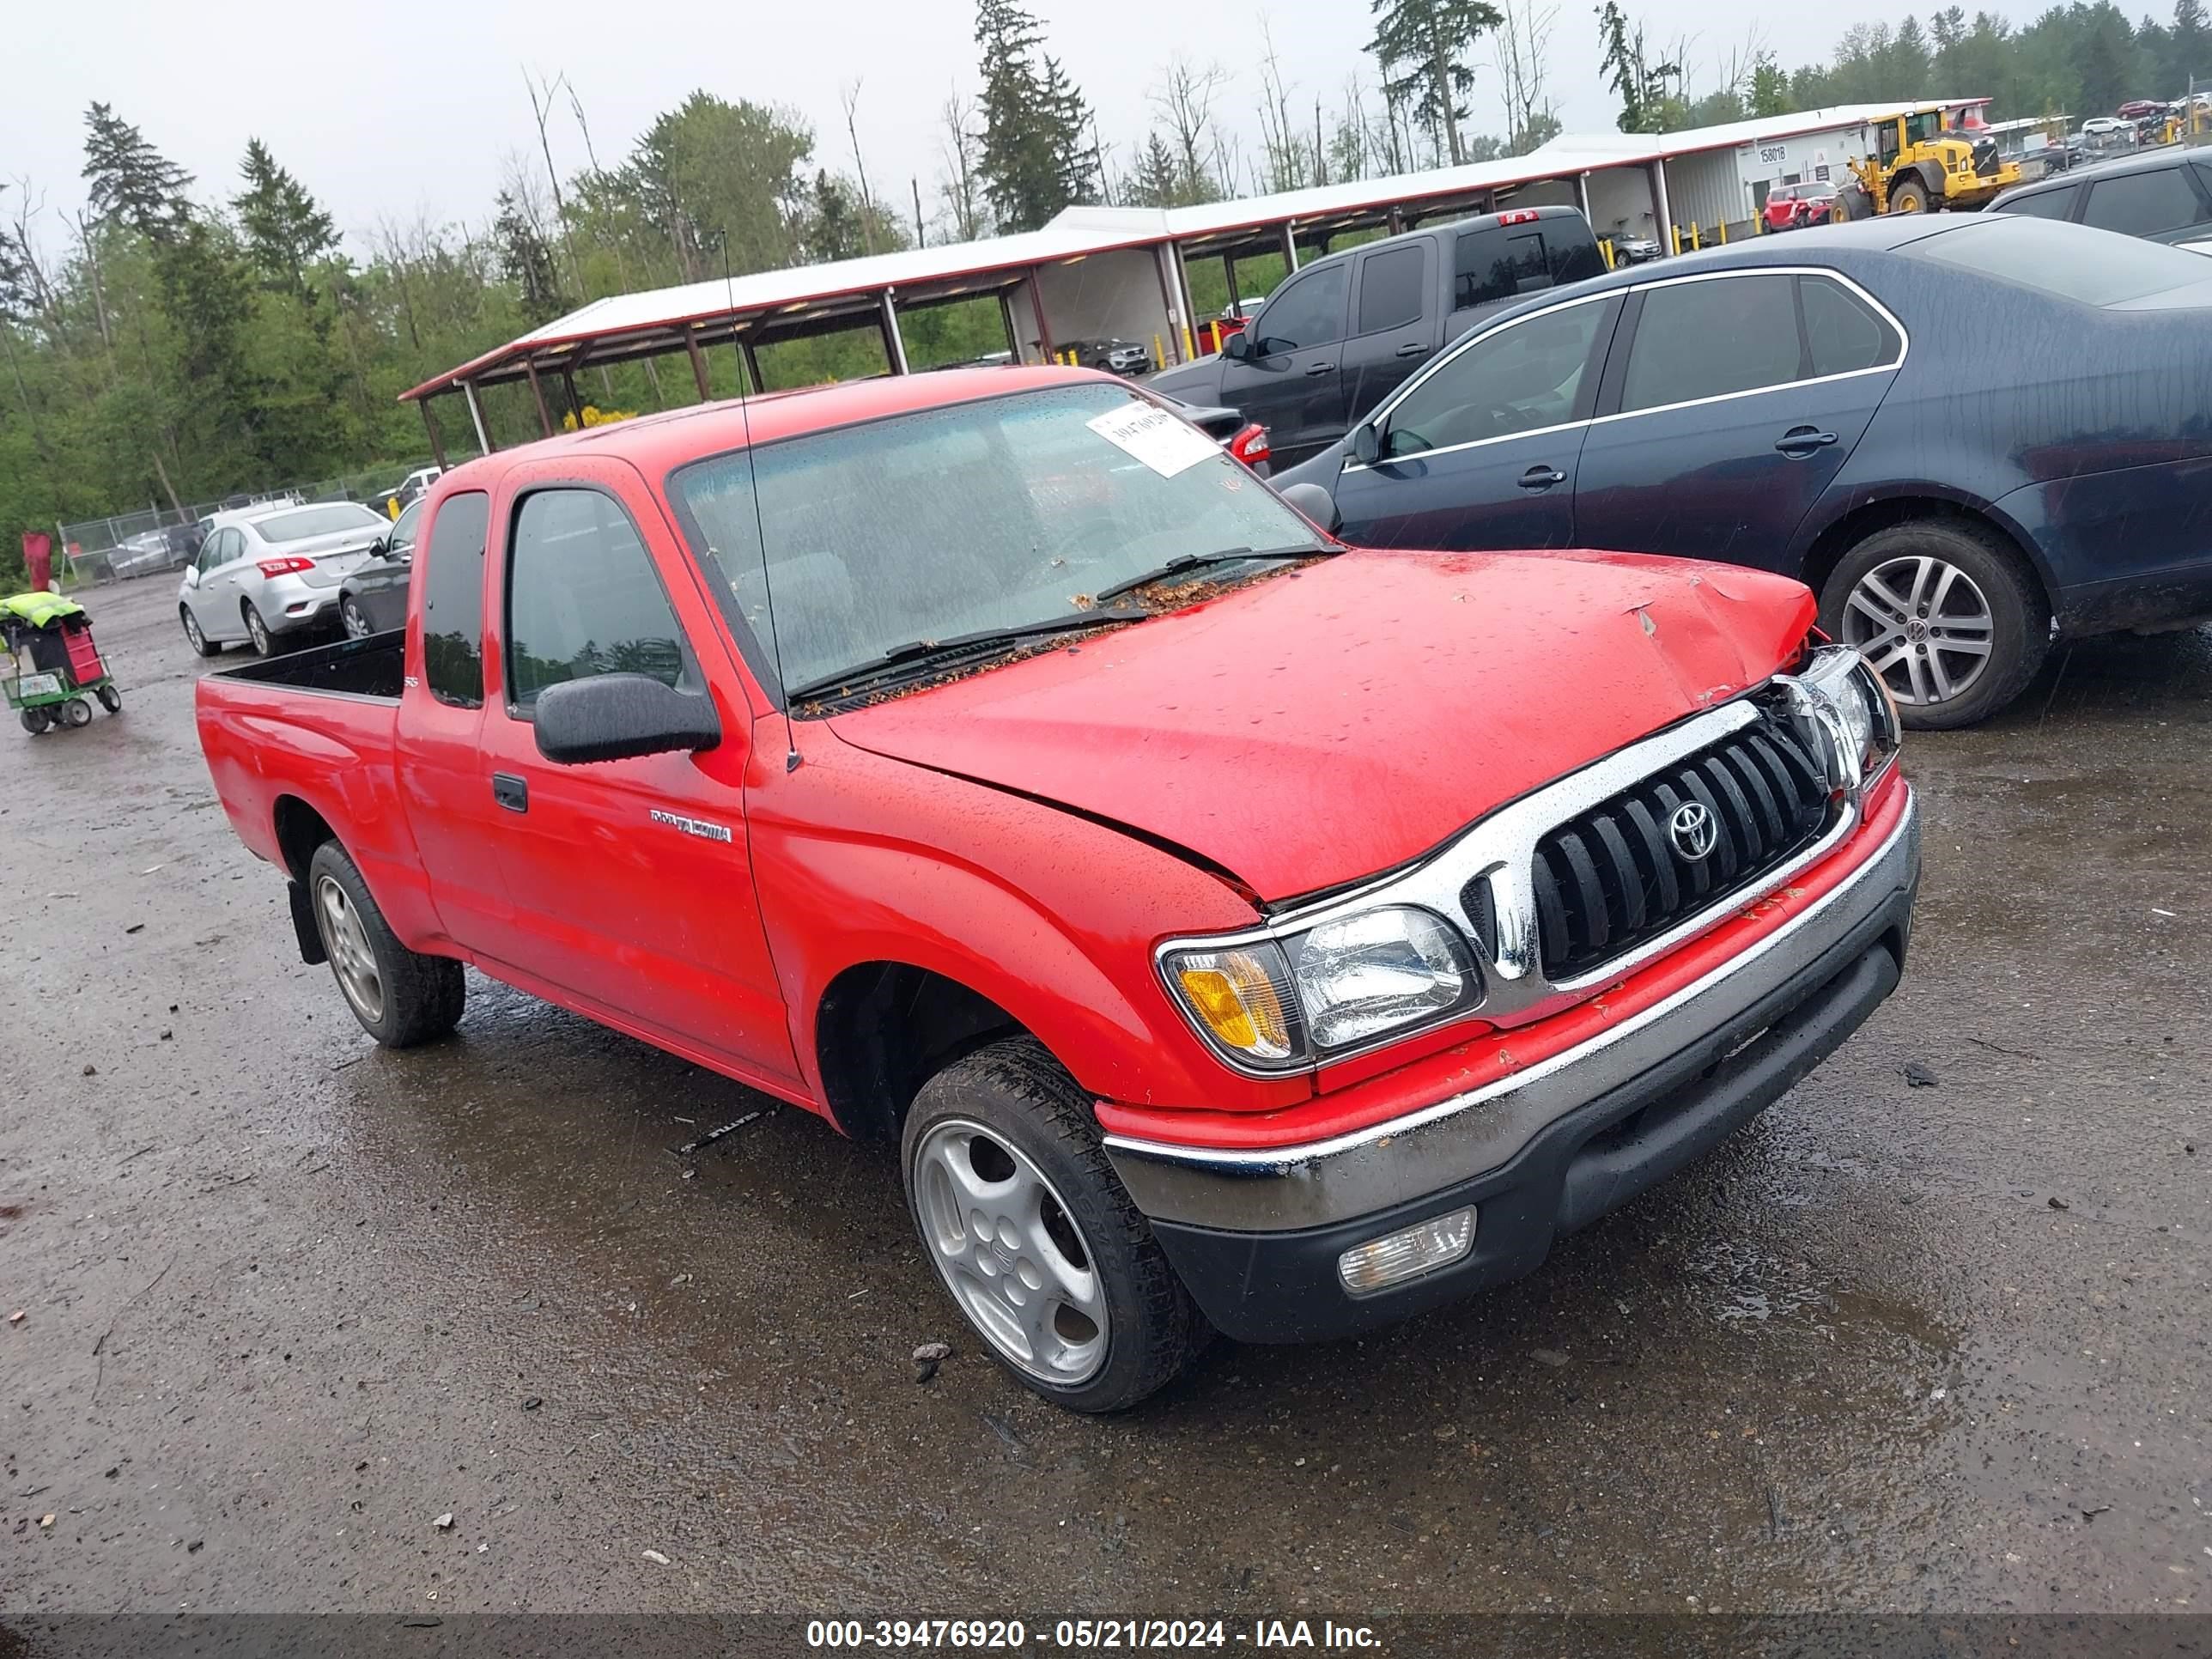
[[398, 99, 1974, 405]]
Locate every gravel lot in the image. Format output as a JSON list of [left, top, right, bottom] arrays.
[[3, 574, 2206, 1617]]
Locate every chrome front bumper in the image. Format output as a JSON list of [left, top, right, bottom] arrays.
[[1106, 786, 1920, 1235]]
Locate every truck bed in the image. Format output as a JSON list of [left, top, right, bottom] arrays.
[[217, 632, 403, 700]]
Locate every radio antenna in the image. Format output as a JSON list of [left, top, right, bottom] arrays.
[[719, 228, 799, 773]]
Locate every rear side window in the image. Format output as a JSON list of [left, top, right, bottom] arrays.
[[1621, 275, 1801, 411], [1454, 223, 1603, 311], [419, 490, 489, 709], [2081, 167, 2208, 237], [1355, 243, 1427, 334], [1254, 264, 1347, 352], [505, 488, 695, 711], [1800, 276, 1899, 377], [2002, 183, 2079, 220]]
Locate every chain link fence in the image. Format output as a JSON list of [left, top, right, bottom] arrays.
[[55, 459, 439, 586]]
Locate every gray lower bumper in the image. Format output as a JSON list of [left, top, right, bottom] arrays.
[[1105, 787, 1921, 1234]]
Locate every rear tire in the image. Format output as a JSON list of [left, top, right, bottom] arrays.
[[244, 601, 275, 657], [20, 708, 49, 735], [61, 697, 93, 728], [181, 606, 220, 658], [1820, 519, 2048, 729], [96, 684, 122, 714], [305, 840, 466, 1048], [902, 1036, 1207, 1413]]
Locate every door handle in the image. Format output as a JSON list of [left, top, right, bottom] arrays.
[[1774, 427, 1838, 457], [1304, 361, 1338, 376], [1519, 465, 1566, 490], [492, 773, 528, 813], [1394, 342, 1428, 359]]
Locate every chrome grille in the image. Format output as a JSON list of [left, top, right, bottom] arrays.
[[1523, 713, 1832, 979]]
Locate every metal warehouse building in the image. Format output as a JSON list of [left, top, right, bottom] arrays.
[[402, 98, 1985, 459]]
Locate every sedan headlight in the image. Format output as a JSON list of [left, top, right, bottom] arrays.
[[1163, 906, 1479, 1072], [1790, 645, 1901, 792]]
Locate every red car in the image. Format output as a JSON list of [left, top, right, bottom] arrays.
[[198, 368, 1919, 1412], [1762, 182, 1838, 231]]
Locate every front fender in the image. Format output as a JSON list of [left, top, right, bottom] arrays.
[[748, 735, 1308, 1117]]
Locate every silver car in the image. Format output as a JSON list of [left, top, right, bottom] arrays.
[[177, 501, 392, 658]]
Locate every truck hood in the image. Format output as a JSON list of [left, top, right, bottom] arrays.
[[827, 549, 1817, 902]]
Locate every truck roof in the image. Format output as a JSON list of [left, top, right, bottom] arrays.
[[445, 364, 1107, 481]]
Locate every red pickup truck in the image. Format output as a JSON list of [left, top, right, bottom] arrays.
[[198, 368, 1919, 1412]]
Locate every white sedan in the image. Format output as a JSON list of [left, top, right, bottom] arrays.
[[177, 501, 395, 658]]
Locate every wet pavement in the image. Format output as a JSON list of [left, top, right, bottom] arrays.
[[2, 575, 2206, 1616]]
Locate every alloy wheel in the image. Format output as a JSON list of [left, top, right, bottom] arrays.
[[911, 1117, 1109, 1386], [1840, 554, 1994, 707], [342, 598, 370, 640], [182, 610, 205, 652], [246, 605, 272, 654], [314, 874, 386, 1026]]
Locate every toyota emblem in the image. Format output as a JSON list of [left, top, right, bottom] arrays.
[[1668, 801, 1717, 862]]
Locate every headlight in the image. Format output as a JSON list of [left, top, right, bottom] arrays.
[[1790, 645, 1901, 791], [1163, 906, 1478, 1072]]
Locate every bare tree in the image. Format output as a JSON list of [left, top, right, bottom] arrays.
[[935, 91, 988, 244], [1492, 0, 1559, 152], [1149, 57, 1229, 202], [521, 67, 584, 302], [1255, 19, 1310, 191], [840, 80, 879, 256]]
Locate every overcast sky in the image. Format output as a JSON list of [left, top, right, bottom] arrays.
[[11, 0, 2029, 255]]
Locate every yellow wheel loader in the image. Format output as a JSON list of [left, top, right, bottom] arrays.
[[1831, 110, 2022, 221]]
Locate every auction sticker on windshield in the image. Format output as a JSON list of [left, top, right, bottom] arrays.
[[1085, 404, 1220, 477]]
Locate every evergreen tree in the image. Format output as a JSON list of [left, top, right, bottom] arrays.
[[234, 139, 339, 300], [82, 102, 192, 242], [801, 171, 868, 262], [2080, 17, 2131, 112], [155, 217, 261, 477], [1368, 0, 1504, 165], [2174, 0, 2211, 87], [974, 0, 1097, 230], [1594, 2, 1679, 132], [1124, 132, 1182, 206], [494, 191, 563, 325]]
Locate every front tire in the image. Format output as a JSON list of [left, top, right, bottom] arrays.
[[244, 601, 276, 657], [902, 1036, 1206, 1413], [61, 697, 93, 728], [20, 708, 50, 735], [1821, 519, 2049, 728], [181, 605, 220, 658], [96, 684, 122, 714], [1889, 176, 1930, 213], [305, 840, 466, 1048]]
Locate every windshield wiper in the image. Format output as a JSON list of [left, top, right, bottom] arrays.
[[786, 609, 1146, 702], [1086, 544, 1322, 607]]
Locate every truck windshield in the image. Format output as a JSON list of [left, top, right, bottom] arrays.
[[666, 383, 1323, 699]]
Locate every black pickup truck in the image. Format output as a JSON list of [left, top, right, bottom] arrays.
[[1146, 205, 1605, 468]]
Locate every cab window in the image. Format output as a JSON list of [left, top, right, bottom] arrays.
[[505, 488, 696, 712], [420, 490, 489, 708], [1253, 264, 1347, 354]]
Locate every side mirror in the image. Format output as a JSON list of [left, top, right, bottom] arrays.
[[1277, 481, 1341, 534], [1351, 423, 1382, 466], [370, 535, 391, 557], [184, 567, 200, 586], [532, 673, 721, 765], [1222, 330, 1254, 362]]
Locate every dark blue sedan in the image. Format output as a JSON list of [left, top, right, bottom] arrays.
[[1273, 215, 2212, 726]]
